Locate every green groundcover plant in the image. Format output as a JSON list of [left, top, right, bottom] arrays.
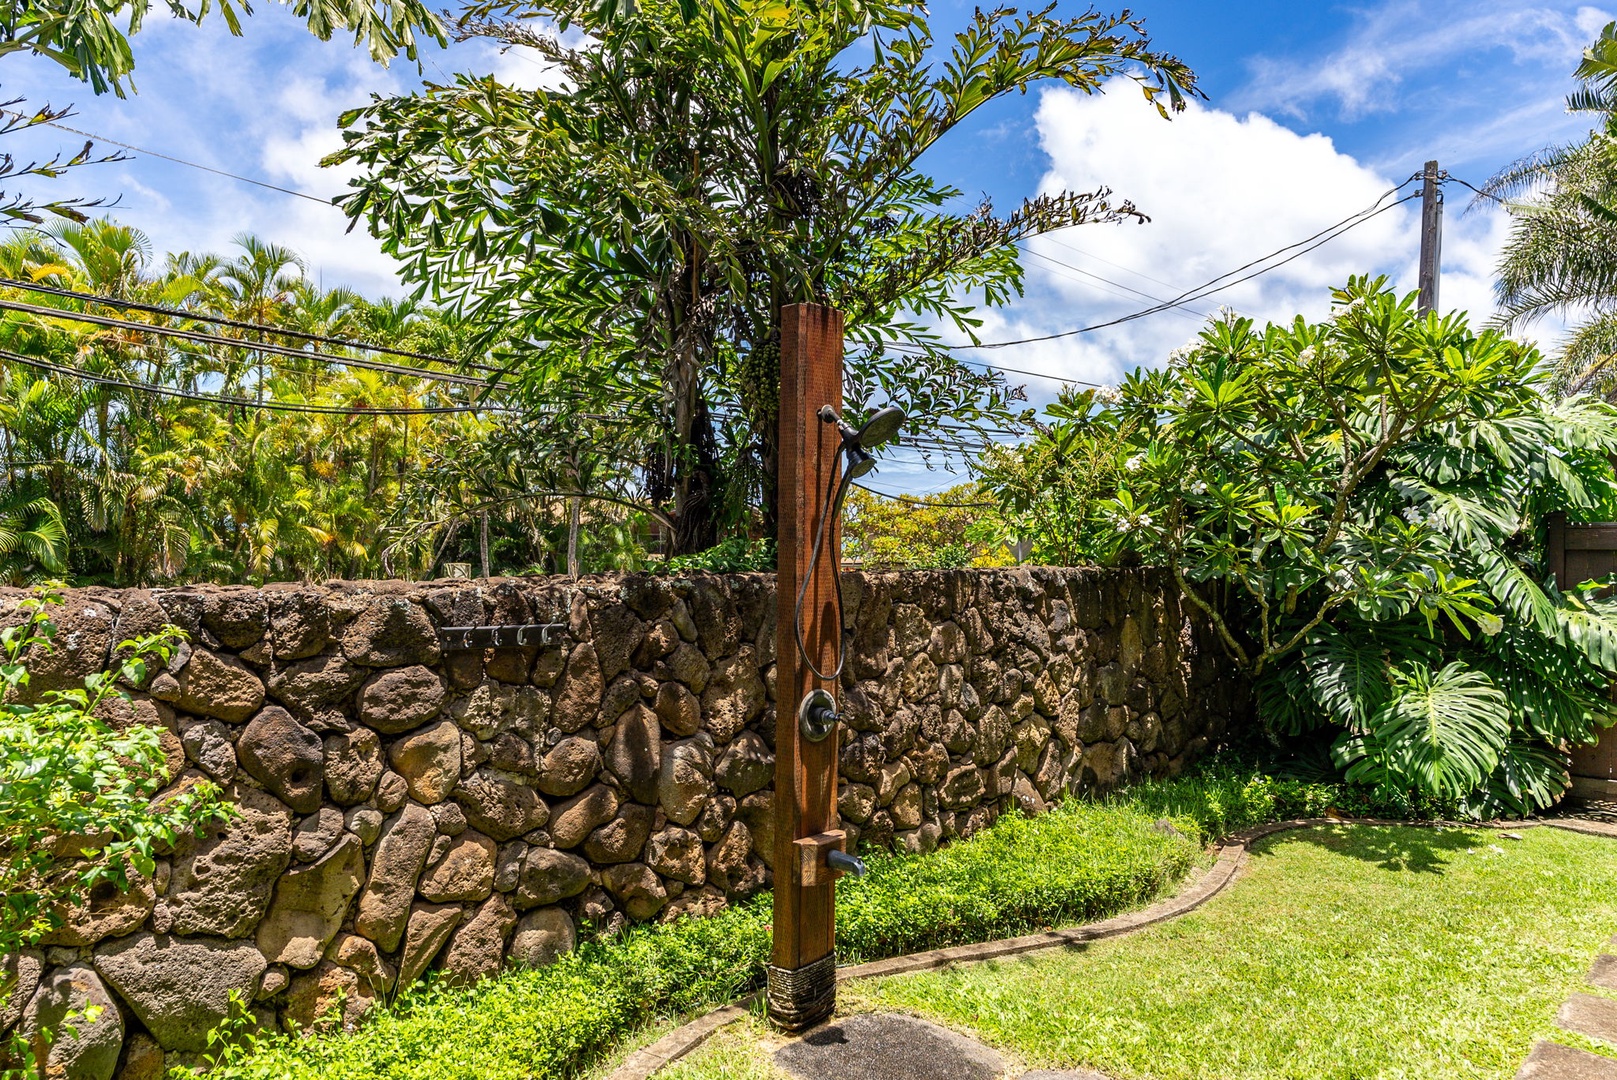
[[985, 277, 1617, 816], [189, 763, 1355, 1080]]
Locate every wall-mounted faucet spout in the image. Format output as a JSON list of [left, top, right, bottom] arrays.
[[827, 849, 867, 878]]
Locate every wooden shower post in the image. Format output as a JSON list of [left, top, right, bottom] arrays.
[[768, 303, 844, 1030]]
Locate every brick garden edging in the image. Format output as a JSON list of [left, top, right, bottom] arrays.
[[612, 815, 1617, 1080], [608, 817, 1329, 1080]]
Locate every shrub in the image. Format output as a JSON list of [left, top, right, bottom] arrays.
[[194, 786, 1216, 1080], [981, 277, 1617, 815], [193, 759, 1460, 1080], [0, 586, 228, 956], [652, 537, 776, 575], [840, 484, 1013, 570]]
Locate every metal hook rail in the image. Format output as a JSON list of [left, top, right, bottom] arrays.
[[438, 623, 568, 651]]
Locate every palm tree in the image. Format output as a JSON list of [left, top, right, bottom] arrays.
[[0, 489, 67, 583], [1486, 21, 1617, 397]]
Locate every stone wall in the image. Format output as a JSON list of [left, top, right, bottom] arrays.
[[0, 567, 1246, 1078]]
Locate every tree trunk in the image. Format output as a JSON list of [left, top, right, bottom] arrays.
[[567, 495, 581, 579], [663, 340, 722, 557], [478, 512, 490, 578]]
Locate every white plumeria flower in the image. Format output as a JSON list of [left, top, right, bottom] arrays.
[[1189, 480, 1207, 495], [1125, 454, 1145, 472], [1096, 385, 1122, 404], [1139, 513, 1152, 527], [1298, 346, 1317, 363], [1328, 296, 1365, 322]]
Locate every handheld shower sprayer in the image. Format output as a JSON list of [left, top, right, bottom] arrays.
[[792, 404, 908, 720]]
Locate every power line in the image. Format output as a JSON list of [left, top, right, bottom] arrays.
[[948, 177, 1424, 351], [1441, 172, 1506, 206], [0, 348, 507, 415], [0, 277, 501, 373], [1022, 248, 1213, 324], [4, 111, 336, 207], [0, 291, 664, 413], [0, 297, 494, 389], [1042, 233, 1208, 298], [954, 357, 1106, 386], [851, 480, 998, 508]]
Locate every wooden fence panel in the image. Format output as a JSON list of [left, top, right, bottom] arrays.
[[1546, 513, 1617, 790]]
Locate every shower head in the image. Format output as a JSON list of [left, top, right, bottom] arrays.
[[819, 404, 908, 457], [795, 403, 907, 687], [845, 446, 877, 480], [849, 406, 906, 451]]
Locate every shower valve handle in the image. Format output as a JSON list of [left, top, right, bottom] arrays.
[[798, 688, 839, 743]]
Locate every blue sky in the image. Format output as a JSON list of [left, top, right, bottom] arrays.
[[0, 0, 1612, 493]]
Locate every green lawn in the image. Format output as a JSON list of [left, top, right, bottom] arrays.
[[667, 825, 1617, 1080]]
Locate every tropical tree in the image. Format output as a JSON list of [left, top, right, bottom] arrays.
[[0, 0, 446, 239], [0, 488, 65, 582], [980, 278, 1617, 815], [0, 0, 443, 96], [1486, 19, 1617, 399], [330, 0, 1198, 553], [0, 219, 550, 584], [841, 483, 1011, 569]]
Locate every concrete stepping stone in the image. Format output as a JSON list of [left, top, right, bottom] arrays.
[[1593, 956, 1617, 993], [1561, 994, 1617, 1046], [775, 1014, 1004, 1080], [1516, 1041, 1617, 1079]]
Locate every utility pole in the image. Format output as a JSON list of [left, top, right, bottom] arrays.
[[769, 303, 845, 1031], [1418, 159, 1443, 314]]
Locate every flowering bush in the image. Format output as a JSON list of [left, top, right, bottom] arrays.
[[983, 277, 1617, 814]]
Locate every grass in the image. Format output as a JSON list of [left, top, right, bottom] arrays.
[[198, 768, 1310, 1080], [800, 824, 1617, 1080], [192, 762, 1474, 1080]]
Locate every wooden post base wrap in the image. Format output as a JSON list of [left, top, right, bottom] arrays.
[[766, 953, 839, 1031], [770, 303, 845, 1028]]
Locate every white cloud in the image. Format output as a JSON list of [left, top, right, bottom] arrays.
[[1240, 1, 1609, 122], [951, 87, 1513, 390]]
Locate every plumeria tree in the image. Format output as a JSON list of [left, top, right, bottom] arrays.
[[983, 277, 1617, 814]]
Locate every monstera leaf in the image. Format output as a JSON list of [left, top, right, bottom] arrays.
[[1337, 662, 1510, 801]]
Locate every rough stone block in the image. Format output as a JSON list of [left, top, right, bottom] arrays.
[[358, 666, 446, 733], [257, 833, 366, 968], [354, 803, 435, 952], [161, 780, 292, 939], [18, 964, 123, 1080], [94, 934, 266, 1053], [238, 706, 325, 813], [342, 598, 441, 668]]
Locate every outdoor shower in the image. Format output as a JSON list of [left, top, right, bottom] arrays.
[[791, 403, 906, 753], [768, 306, 901, 1031]]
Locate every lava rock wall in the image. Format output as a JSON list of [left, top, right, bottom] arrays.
[[0, 567, 1245, 1078]]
